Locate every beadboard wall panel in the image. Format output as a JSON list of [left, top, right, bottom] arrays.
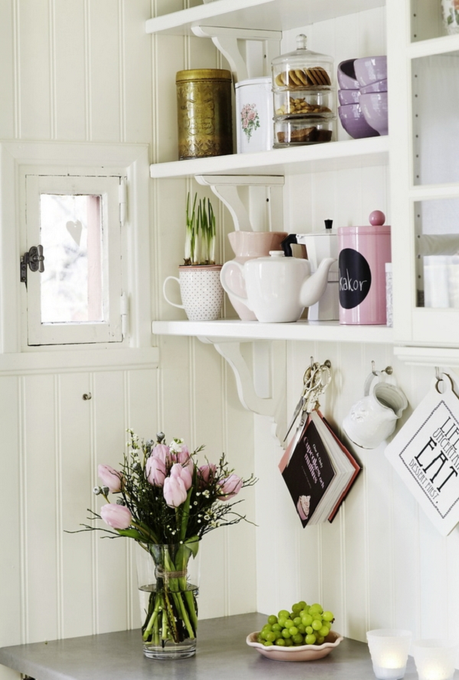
[[53, 0, 87, 141], [0, 0, 15, 138], [17, 0, 52, 140]]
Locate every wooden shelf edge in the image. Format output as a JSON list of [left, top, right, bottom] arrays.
[[150, 136, 389, 179], [152, 319, 393, 344]]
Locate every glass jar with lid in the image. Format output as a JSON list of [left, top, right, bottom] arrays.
[[271, 35, 336, 147]]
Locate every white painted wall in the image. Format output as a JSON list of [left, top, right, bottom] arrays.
[[0, 3, 255, 679], [1, 2, 458, 680]]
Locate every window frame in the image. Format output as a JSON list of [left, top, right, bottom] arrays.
[[24, 172, 124, 346], [0, 142, 151, 354]]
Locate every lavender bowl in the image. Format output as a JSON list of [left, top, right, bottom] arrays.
[[360, 78, 388, 94], [338, 103, 379, 139], [337, 59, 359, 90], [354, 56, 387, 87], [338, 88, 360, 105], [359, 92, 388, 135]]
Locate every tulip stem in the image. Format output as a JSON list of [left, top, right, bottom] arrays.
[[142, 596, 161, 641]]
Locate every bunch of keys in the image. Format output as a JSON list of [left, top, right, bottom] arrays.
[[283, 359, 332, 444]]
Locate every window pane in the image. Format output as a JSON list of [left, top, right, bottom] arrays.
[[413, 53, 459, 186], [415, 198, 459, 309], [39, 194, 104, 323]]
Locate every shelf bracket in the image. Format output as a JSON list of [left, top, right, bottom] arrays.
[[198, 337, 287, 445], [196, 174, 284, 232], [191, 26, 281, 83]]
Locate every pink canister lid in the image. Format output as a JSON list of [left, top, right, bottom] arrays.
[[338, 210, 390, 235]]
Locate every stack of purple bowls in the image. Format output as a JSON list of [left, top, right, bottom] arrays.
[[337, 56, 388, 138]]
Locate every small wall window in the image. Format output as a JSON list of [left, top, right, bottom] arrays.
[[23, 172, 124, 346]]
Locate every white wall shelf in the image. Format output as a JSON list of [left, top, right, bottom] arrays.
[[152, 319, 393, 344], [146, 0, 385, 36], [150, 136, 389, 179]]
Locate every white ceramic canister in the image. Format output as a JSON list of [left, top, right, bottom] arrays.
[[235, 77, 274, 153]]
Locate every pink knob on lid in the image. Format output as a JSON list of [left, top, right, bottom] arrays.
[[369, 210, 385, 226]]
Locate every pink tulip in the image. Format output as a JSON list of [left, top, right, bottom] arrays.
[[150, 443, 170, 465], [145, 456, 166, 486], [174, 445, 190, 465], [98, 464, 123, 493], [170, 462, 192, 490], [163, 475, 188, 508], [199, 463, 216, 487], [169, 439, 190, 464], [100, 504, 132, 529], [218, 474, 243, 501]]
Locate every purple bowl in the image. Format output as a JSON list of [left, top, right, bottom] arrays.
[[338, 104, 379, 139], [359, 92, 388, 136], [360, 78, 388, 94], [338, 89, 360, 105], [337, 59, 359, 90], [354, 56, 387, 87]]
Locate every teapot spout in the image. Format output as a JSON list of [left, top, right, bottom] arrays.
[[300, 257, 336, 308]]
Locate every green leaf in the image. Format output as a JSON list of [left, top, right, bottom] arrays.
[[185, 536, 200, 558]]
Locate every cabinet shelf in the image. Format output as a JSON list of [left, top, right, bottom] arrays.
[[150, 136, 389, 179], [408, 33, 459, 59], [146, 0, 385, 35], [152, 319, 393, 344]]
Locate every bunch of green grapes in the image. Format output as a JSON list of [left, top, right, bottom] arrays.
[[257, 601, 335, 647]]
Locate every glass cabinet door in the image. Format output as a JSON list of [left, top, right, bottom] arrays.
[[388, 0, 459, 346]]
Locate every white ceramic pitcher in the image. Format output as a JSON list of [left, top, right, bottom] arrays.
[[343, 372, 408, 449]]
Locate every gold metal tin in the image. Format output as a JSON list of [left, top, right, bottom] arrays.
[[176, 69, 233, 160]]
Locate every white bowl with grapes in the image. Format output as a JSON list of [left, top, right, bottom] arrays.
[[247, 601, 343, 662]]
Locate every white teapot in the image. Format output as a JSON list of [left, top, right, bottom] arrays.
[[220, 251, 335, 323]]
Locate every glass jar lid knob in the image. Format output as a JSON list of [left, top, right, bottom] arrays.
[[296, 34, 307, 50]]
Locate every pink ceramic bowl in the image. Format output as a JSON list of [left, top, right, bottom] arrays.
[[354, 56, 387, 87], [338, 88, 360, 105], [360, 78, 387, 94], [337, 59, 359, 90], [246, 630, 343, 662], [359, 92, 388, 136], [338, 103, 379, 139]]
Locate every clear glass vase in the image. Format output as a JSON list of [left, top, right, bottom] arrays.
[[136, 542, 200, 659]]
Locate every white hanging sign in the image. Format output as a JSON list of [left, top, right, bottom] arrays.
[[385, 373, 459, 536]]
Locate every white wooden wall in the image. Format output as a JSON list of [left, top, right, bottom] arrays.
[[0, 4, 255, 680], [1, 2, 458, 679]]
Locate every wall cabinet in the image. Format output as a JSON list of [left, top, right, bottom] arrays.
[[148, 0, 459, 366]]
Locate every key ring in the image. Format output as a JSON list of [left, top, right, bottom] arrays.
[[283, 359, 332, 444]]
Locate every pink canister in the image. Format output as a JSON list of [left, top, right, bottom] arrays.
[[338, 210, 391, 324]]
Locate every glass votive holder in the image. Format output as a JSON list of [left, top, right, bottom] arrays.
[[367, 629, 412, 680], [413, 639, 458, 680]]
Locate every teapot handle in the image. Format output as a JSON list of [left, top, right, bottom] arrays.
[[220, 261, 252, 310]]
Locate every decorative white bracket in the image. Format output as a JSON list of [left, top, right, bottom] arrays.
[[191, 26, 281, 83], [196, 175, 284, 232], [198, 337, 287, 445]]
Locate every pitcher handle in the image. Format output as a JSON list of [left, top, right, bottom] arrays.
[[163, 276, 185, 310], [364, 370, 396, 396]]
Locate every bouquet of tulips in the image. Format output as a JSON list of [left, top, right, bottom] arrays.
[[77, 430, 256, 652]]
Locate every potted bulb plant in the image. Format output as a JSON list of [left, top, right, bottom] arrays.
[[163, 193, 224, 321]]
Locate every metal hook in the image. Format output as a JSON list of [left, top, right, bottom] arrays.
[[435, 366, 442, 381], [371, 360, 393, 376]]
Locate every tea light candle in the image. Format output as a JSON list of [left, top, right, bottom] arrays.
[[367, 629, 412, 680], [413, 639, 458, 680]]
